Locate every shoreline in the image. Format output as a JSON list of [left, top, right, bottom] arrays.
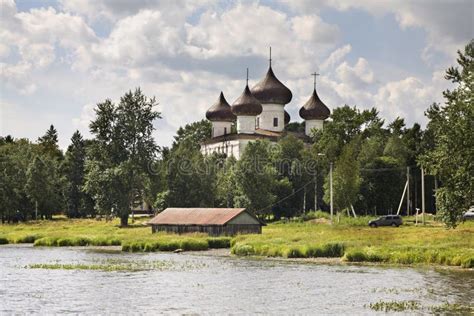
[[3, 244, 473, 272]]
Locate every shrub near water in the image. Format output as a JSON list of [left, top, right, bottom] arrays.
[[0, 236, 8, 245]]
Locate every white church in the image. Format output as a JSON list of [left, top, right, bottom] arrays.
[[200, 55, 331, 159]]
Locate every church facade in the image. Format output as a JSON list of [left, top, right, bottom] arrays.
[[200, 57, 331, 159]]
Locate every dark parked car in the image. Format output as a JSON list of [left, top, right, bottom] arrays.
[[369, 215, 402, 227]]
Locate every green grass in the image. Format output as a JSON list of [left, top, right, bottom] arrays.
[[230, 221, 474, 268], [1, 217, 473, 268]]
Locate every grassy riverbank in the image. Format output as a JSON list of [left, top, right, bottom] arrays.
[[1, 217, 473, 268], [0, 218, 231, 251], [231, 221, 474, 268]]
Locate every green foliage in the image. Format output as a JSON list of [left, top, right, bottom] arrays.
[[166, 140, 216, 207], [0, 236, 8, 244], [63, 131, 94, 218], [235, 140, 276, 217], [172, 119, 212, 150], [207, 237, 231, 248], [323, 140, 361, 212], [84, 88, 161, 226], [422, 40, 474, 227], [25, 156, 63, 219]]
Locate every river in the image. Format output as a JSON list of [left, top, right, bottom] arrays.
[[0, 245, 472, 314]]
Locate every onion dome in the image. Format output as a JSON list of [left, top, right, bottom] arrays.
[[231, 85, 263, 116], [206, 92, 236, 122], [251, 66, 292, 104], [284, 110, 290, 125], [299, 89, 331, 120]]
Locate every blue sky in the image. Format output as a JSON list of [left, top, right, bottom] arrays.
[[1, 0, 472, 148]]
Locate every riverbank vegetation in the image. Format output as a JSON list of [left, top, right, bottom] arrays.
[[1, 217, 472, 268]]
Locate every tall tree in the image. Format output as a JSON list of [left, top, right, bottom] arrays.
[[63, 131, 94, 218], [235, 140, 276, 217], [323, 140, 361, 213], [25, 156, 62, 219], [37, 125, 62, 160], [422, 40, 474, 227], [84, 88, 161, 226], [172, 119, 212, 150]]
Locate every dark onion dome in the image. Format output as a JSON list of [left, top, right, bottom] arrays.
[[231, 85, 263, 116], [251, 66, 292, 104], [206, 92, 236, 122], [299, 89, 331, 120], [284, 110, 290, 125]]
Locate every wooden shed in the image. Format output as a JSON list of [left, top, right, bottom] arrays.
[[148, 208, 265, 236]]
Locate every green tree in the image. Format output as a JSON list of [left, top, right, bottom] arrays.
[[235, 140, 276, 217], [25, 156, 62, 219], [37, 125, 62, 160], [323, 140, 361, 213], [172, 119, 212, 150], [166, 140, 216, 207], [63, 131, 94, 218], [84, 88, 161, 226], [422, 40, 474, 227]]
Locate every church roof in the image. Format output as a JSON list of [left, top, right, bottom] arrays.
[[284, 110, 290, 125], [251, 66, 292, 104], [206, 92, 236, 122], [299, 89, 331, 120], [231, 85, 263, 116]]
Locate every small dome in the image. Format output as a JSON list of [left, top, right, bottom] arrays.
[[206, 92, 236, 122], [251, 66, 292, 104], [299, 89, 331, 120], [231, 85, 263, 116], [284, 110, 290, 125]]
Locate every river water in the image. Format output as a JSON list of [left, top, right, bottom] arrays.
[[0, 245, 472, 315]]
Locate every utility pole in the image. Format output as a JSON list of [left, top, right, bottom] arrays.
[[314, 170, 317, 212], [406, 166, 410, 216], [303, 187, 306, 215], [330, 162, 334, 224], [421, 167, 425, 225]]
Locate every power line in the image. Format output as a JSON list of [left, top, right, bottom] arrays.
[[256, 179, 314, 213]]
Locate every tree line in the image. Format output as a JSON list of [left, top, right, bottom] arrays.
[[0, 41, 472, 227]]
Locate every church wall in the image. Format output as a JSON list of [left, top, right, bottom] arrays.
[[237, 115, 256, 134], [305, 119, 324, 135], [211, 121, 232, 138], [257, 103, 285, 132]]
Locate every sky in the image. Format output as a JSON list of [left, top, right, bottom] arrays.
[[1, 0, 473, 149]]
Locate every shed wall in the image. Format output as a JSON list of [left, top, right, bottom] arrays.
[[151, 224, 261, 236]]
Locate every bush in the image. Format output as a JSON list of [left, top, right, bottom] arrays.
[[231, 243, 255, 256], [461, 257, 474, 268], [158, 240, 181, 251], [0, 236, 8, 245], [15, 234, 41, 243], [34, 237, 59, 247], [207, 237, 231, 249], [180, 239, 208, 251], [284, 246, 306, 258], [57, 238, 74, 247], [90, 237, 121, 246], [343, 250, 367, 262], [143, 242, 160, 252]]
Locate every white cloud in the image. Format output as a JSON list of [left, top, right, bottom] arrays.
[[321, 44, 351, 70], [336, 58, 374, 88], [281, 0, 473, 61]]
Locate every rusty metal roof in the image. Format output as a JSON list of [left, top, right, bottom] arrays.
[[148, 208, 265, 226]]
